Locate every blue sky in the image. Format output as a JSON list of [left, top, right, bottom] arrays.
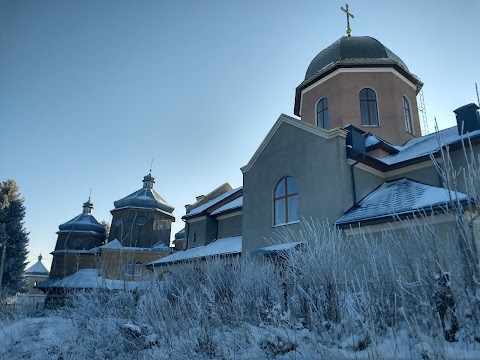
[[0, 0, 478, 270]]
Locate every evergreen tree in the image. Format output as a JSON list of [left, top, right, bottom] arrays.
[[100, 219, 110, 241], [0, 179, 29, 296]]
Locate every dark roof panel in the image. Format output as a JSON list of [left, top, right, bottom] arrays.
[[336, 178, 468, 227], [305, 36, 408, 81]]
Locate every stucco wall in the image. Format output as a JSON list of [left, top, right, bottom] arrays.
[[386, 163, 440, 187], [26, 275, 49, 295], [242, 122, 353, 253], [186, 219, 208, 248], [217, 213, 242, 239], [352, 166, 384, 203], [443, 143, 480, 194], [345, 217, 467, 283], [300, 71, 421, 146]]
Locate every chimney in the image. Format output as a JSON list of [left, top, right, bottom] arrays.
[[345, 125, 366, 154], [453, 103, 480, 135]]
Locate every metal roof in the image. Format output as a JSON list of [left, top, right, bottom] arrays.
[[57, 212, 105, 236], [25, 259, 49, 276], [113, 187, 174, 214], [183, 187, 242, 219], [305, 36, 408, 81], [148, 236, 242, 266], [336, 178, 468, 227]]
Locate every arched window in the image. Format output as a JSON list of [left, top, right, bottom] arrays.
[[134, 261, 143, 276], [316, 98, 329, 129], [359, 88, 379, 126], [125, 260, 134, 276], [403, 96, 413, 134], [274, 176, 299, 225]]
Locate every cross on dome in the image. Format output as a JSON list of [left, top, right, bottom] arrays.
[[341, 3, 355, 37]]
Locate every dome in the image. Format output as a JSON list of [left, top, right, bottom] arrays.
[[305, 36, 409, 81], [58, 212, 105, 235], [113, 187, 174, 213], [58, 201, 105, 236], [113, 174, 174, 214]]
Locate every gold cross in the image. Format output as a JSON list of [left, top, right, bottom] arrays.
[[341, 4, 354, 37]]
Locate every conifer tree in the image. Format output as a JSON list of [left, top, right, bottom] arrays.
[[0, 179, 29, 296]]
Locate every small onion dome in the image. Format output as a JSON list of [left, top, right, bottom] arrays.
[[82, 198, 94, 214], [143, 173, 155, 189], [113, 174, 174, 214], [58, 201, 105, 236]]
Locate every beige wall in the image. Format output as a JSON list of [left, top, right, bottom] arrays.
[[26, 274, 49, 295], [100, 249, 169, 280], [300, 71, 421, 146], [344, 216, 470, 286]]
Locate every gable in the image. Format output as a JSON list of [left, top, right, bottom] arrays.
[[241, 114, 347, 173]]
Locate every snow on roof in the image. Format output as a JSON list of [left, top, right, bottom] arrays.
[[148, 236, 242, 266], [99, 239, 173, 253], [36, 269, 151, 290], [251, 241, 304, 256], [151, 242, 174, 252], [336, 178, 468, 227], [184, 187, 242, 218], [378, 126, 480, 165], [113, 187, 174, 214], [25, 261, 49, 276], [365, 134, 382, 148], [211, 196, 243, 216], [51, 248, 99, 255], [57, 212, 105, 235], [100, 239, 122, 249]]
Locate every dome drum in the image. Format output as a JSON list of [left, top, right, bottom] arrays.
[[295, 36, 423, 117]]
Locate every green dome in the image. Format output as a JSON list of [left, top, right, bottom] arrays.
[[305, 36, 408, 81]]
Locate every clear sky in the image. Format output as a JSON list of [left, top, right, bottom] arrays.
[[1, 0, 478, 271]]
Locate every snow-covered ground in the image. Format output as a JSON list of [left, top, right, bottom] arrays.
[[2, 315, 480, 359]]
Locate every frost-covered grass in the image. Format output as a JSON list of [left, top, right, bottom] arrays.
[[2, 143, 480, 359], [2, 218, 480, 360]]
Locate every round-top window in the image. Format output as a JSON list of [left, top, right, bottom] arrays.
[[136, 216, 147, 226]]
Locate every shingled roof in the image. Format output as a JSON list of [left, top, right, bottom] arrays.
[[336, 178, 468, 228]]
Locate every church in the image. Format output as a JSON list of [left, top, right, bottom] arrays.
[[38, 7, 480, 294], [148, 19, 480, 275], [37, 173, 176, 299]]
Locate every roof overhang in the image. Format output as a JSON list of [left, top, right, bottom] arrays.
[[294, 63, 423, 116], [335, 202, 467, 229], [347, 134, 480, 172], [110, 206, 175, 219], [251, 242, 304, 257]]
